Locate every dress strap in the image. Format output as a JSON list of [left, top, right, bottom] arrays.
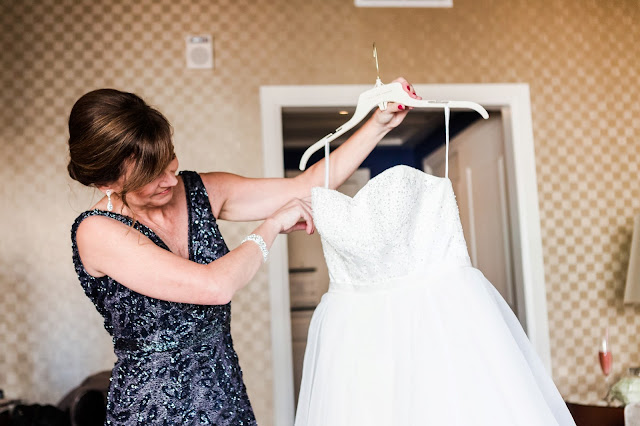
[[178, 171, 229, 263], [180, 170, 215, 220], [444, 105, 450, 179], [324, 142, 330, 188]]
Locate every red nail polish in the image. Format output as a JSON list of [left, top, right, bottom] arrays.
[[406, 85, 411, 91], [398, 105, 404, 110]]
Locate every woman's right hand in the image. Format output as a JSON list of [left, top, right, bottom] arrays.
[[373, 76, 421, 130], [268, 197, 315, 235]]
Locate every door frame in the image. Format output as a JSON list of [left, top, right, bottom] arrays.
[[259, 83, 550, 426]]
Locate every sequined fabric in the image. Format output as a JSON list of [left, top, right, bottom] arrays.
[[71, 171, 256, 425]]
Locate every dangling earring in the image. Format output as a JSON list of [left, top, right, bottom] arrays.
[[106, 190, 113, 212]]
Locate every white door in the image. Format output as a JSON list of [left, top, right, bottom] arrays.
[[424, 115, 519, 315]]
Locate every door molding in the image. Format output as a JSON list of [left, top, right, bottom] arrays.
[[259, 83, 550, 426]]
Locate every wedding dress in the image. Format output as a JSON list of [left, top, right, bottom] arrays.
[[294, 163, 576, 425]]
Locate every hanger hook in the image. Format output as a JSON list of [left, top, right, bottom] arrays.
[[373, 42, 380, 80]]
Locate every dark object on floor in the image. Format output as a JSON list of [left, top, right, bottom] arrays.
[[565, 401, 624, 426], [57, 371, 110, 426], [10, 404, 70, 426]]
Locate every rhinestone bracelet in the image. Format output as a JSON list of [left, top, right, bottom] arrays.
[[242, 234, 268, 263]]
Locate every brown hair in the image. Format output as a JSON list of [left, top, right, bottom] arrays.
[[67, 88, 175, 209]]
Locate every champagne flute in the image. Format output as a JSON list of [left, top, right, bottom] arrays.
[[598, 327, 613, 402]]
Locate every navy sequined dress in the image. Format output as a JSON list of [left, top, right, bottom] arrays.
[[71, 171, 257, 425]]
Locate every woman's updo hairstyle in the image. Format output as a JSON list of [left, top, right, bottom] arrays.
[[67, 88, 175, 208]]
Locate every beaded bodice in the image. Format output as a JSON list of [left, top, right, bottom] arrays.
[[311, 165, 471, 285]]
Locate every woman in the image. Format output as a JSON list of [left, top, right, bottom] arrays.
[[68, 79, 417, 424]]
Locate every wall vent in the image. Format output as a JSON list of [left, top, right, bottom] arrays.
[[355, 0, 452, 7]]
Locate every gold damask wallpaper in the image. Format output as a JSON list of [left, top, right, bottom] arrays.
[[1, 0, 639, 424]]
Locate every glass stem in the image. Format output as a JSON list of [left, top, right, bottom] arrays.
[[603, 375, 610, 404]]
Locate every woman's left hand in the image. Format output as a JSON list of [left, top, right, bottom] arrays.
[[373, 77, 421, 129]]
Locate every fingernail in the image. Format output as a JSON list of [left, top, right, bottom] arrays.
[[406, 85, 411, 91], [398, 105, 404, 110]]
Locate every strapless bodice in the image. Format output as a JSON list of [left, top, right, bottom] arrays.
[[311, 165, 471, 286]]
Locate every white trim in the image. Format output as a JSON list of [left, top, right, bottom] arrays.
[[259, 91, 295, 426], [355, 0, 453, 7], [260, 83, 550, 426]]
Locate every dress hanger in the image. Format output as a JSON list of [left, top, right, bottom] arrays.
[[299, 44, 490, 186]]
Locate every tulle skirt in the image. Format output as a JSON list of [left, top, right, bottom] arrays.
[[294, 266, 575, 426]]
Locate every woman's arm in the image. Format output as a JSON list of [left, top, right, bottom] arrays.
[[75, 198, 313, 305], [205, 77, 419, 222]]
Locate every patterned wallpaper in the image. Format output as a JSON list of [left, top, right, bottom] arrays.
[[1, 0, 639, 423]]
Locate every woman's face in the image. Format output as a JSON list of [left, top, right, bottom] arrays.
[[125, 157, 180, 209]]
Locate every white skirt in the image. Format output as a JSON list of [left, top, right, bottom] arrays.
[[294, 266, 575, 426]]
